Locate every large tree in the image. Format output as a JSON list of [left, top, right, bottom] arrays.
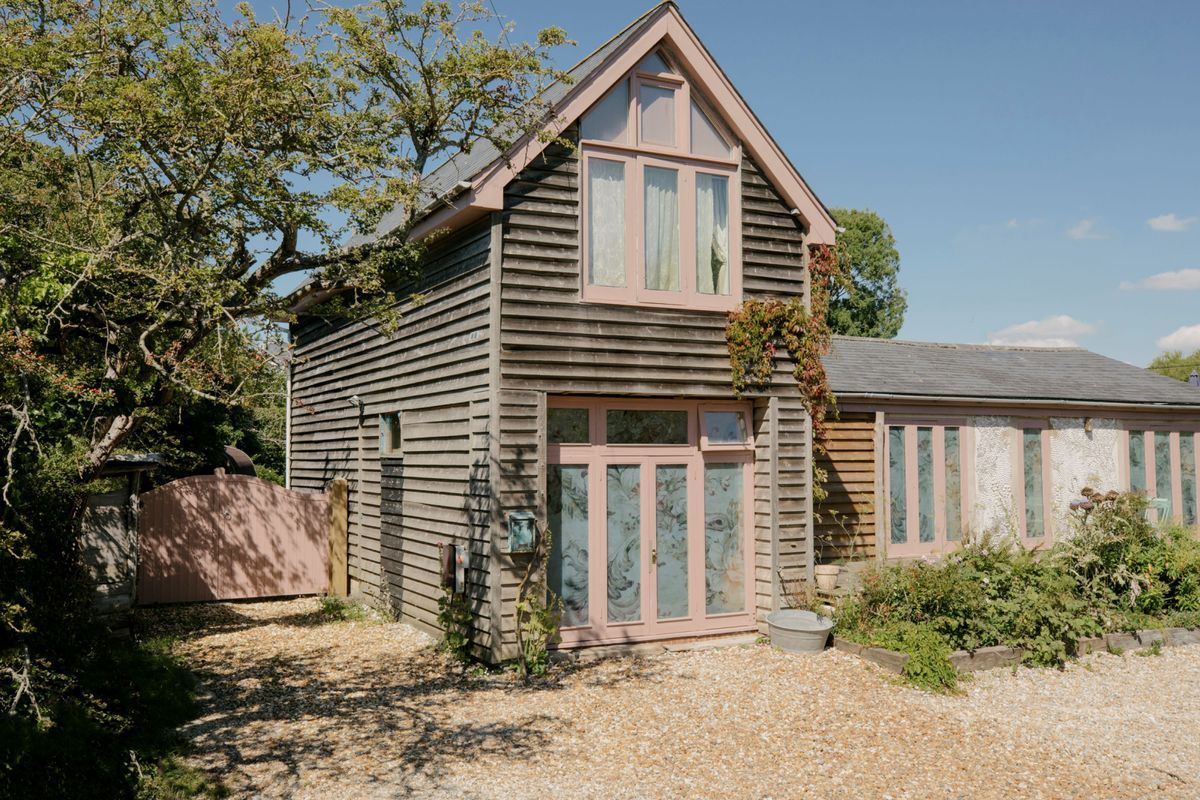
[[0, 0, 569, 484], [827, 208, 907, 338], [0, 2, 569, 792], [1148, 350, 1200, 382]]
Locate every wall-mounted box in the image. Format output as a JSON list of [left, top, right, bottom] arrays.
[[506, 510, 537, 554]]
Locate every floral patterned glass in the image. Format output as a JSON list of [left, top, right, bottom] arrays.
[[548, 407, 589, 444], [944, 427, 962, 541], [606, 464, 642, 623], [1023, 429, 1044, 538], [1129, 431, 1146, 492], [548, 465, 589, 628], [1155, 432, 1173, 502], [655, 465, 689, 620], [704, 463, 744, 614], [1182, 433, 1197, 526], [916, 427, 935, 543], [703, 410, 747, 444], [888, 426, 907, 544], [607, 409, 688, 444]]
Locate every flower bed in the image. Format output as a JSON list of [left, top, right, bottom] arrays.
[[830, 491, 1200, 691]]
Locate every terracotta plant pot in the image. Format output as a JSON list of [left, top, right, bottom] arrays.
[[814, 564, 840, 592]]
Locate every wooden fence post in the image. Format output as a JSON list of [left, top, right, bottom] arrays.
[[328, 478, 349, 596]]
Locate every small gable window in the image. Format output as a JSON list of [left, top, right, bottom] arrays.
[[579, 48, 741, 311], [379, 412, 402, 456]]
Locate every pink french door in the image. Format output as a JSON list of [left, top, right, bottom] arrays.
[[547, 398, 756, 647]]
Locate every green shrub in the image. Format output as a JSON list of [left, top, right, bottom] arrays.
[[837, 490, 1200, 689]]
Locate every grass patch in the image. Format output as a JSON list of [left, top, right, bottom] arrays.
[[318, 595, 380, 623]]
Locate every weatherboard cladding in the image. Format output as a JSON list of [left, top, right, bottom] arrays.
[[824, 336, 1200, 407], [487, 135, 813, 649], [288, 220, 494, 647]]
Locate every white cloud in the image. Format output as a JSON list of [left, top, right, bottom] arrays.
[[1120, 268, 1200, 291], [1004, 218, 1043, 230], [1148, 213, 1197, 232], [988, 315, 1097, 348], [1066, 218, 1106, 240], [1157, 324, 1200, 352]]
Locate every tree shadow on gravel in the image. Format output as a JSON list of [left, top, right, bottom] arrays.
[[144, 601, 688, 797]]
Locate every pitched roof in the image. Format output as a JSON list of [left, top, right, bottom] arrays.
[[355, 1, 835, 246], [823, 336, 1200, 407]]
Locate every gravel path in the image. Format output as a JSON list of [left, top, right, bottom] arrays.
[[147, 598, 1200, 799]]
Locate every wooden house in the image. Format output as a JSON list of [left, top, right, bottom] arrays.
[[816, 337, 1200, 563], [287, 3, 834, 660]]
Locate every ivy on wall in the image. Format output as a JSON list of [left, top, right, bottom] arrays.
[[725, 243, 845, 442]]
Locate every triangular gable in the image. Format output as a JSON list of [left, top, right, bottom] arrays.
[[404, 2, 836, 245]]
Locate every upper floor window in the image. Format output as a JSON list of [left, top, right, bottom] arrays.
[[579, 50, 741, 311]]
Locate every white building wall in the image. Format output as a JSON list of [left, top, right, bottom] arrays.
[[969, 415, 1125, 540], [1048, 417, 1122, 533], [971, 416, 1018, 537]]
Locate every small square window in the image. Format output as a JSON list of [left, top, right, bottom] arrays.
[[699, 407, 751, 450], [548, 407, 590, 444], [380, 412, 402, 456]]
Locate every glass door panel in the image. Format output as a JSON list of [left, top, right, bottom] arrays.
[[548, 465, 589, 628], [654, 464, 689, 620], [606, 464, 642, 623], [703, 462, 745, 615]]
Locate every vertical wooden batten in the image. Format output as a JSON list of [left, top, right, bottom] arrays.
[[328, 478, 349, 596]]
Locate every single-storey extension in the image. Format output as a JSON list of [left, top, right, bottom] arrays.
[[815, 336, 1200, 563]]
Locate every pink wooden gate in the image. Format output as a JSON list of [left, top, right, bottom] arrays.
[[137, 474, 330, 604]]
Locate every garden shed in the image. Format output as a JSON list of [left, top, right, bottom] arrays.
[[816, 336, 1200, 563]]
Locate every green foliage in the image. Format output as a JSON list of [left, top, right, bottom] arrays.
[[851, 621, 958, 692], [827, 208, 908, 338], [2, 2, 569, 787], [437, 589, 474, 664], [318, 595, 378, 624], [726, 244, 844, 442], [1148, 349, 1200, 382], [514, 526, 563, 678], [1, 635, 200, 799], [837, 490, 1200, 689]]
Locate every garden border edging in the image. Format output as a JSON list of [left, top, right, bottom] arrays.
[[833, 627, 1200, 675]]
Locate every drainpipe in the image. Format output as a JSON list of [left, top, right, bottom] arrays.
[[285, 350, 293, 489]]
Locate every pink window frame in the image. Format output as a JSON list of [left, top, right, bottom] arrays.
[[698, 402, 754, 451], [1011, 422, 1053, 545], [1122, 427, 1200, 524], [881, 418, 975, 558], [546, 397, 756, 647], [578, 51, 743, 313]]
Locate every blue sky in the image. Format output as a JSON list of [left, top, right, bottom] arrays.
[[251, 0, 1200, 366]]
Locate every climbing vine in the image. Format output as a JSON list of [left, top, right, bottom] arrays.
[[514, 525, 564, 678], [726, 243, 846, 442]]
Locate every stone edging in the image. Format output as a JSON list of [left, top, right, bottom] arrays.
[[833, 626, 1200, 675]]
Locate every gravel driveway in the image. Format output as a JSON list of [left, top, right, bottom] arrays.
[[147, 598, 1200, 799]]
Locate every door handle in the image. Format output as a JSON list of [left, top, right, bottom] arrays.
[[650, 547, 657, 566]]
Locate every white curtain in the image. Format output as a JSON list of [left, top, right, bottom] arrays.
[[588, 159, 626, 287], [696, 174, 729, 295], [644, 166, 680, 291]]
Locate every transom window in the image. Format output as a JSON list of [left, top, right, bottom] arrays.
[[579, 50, 741, 311]]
